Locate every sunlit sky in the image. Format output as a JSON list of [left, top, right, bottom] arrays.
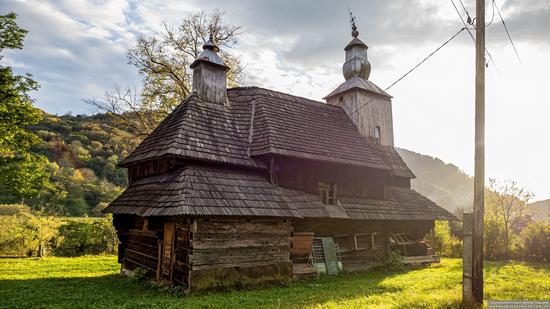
[[3, 0, 549, 200]]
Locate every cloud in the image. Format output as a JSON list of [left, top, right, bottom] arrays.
[[1, 0, 141, 114], [4, 0, 549, 114]]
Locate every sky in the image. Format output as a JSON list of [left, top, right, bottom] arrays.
[[2, 0, 549, 200]]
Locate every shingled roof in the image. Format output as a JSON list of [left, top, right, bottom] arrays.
[[373, 144, 416, 178], [105, 164, 319, 218], [105, 164, 456, 221], [121, 86, 409, 173], [340, 187, 456, 221], [228, 87, 388, 170], [119, 93, 265, 169]]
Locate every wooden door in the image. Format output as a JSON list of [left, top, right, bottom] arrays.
[[161, 223, 175, 281]]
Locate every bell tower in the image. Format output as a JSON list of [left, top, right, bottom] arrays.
[[325, 20, 394, 146]]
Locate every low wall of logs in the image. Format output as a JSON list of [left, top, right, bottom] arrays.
[[188, 217, 293, 291]]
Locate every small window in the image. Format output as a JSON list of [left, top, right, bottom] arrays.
[[319, 182, 337, 205], [333, 235, 354, 252], [354, 233, 382, 250], [374, 126, 381, 140], [338, 96, 344, 103]]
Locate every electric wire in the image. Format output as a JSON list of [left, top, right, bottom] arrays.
[[349, 27, 466, 116], [458, 0, 472, 21], [449, 0, 499, 72], [493, 0, 521, 63], [486, 0, 496, 28]]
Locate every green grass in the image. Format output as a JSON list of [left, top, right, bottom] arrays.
[[0, 257, 548, 308]]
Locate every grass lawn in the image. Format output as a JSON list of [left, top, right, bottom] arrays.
[[0, 257, 549, 308]]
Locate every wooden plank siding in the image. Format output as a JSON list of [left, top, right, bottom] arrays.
[[275, 158, 386, 200], [123, 229, 160, 273], [188, 217, 293, 291]]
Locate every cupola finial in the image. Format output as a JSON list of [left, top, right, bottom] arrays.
[[202, 31, 220, 53], [348, 8, 359, 38]]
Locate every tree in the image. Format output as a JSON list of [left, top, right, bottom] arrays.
[[87, 10, 243, 138], [517, 221, 550, 262], [486, 179, 534, 259], [0, 12, 51, 202]]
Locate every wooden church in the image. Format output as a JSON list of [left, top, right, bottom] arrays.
[[104, 22, 456, 292]]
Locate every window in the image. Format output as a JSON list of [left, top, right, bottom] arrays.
[[318, 182, 337, 205], [374, 126, 381, 140], [338, 96, 344, 103], [354, 233, 382, 250], [333, 235, 354, 252]]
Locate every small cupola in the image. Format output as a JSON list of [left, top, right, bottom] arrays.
[[190, 33, 230, 105], [343, 23, 371, 81]]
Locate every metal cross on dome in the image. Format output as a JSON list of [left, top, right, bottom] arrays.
[[348, 7, 359, 38]]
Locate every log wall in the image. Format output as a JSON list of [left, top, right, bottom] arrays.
[[115, 215, 163, 274], [294, 218, 433, 272], [188, 217, 293, 291]]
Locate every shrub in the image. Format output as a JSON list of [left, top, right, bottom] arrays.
[[53, 217, 118, 256], [0, 204, 30, 216], [372, 250, 406, 272], [0, 212, 60, 257], [484, 216, 508, 260], [433, 221, 462, 258], [517, 221, 550, 262]]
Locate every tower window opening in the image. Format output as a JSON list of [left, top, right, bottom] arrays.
[[374, 126, 381, 140]]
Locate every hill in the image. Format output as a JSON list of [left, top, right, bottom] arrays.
[[1, 111, 141, 216], [397, 148, 473, 213], [528, 199, 550, 222]]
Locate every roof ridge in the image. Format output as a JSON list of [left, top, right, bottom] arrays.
[[228, 86, 340, 109]]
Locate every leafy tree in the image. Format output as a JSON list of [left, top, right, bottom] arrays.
[[0, 12, 51, 202], [486, 179, 534, 259], [87, 10, 243, 138]]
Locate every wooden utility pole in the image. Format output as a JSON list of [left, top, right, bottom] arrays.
[[472, 0, 486, 305]]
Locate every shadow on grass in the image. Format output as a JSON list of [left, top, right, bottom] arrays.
[[0, 269, 416, 308], [0, 274, 171, 308]]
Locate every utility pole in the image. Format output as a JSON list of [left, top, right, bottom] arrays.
[[472, 0, 485, 305]]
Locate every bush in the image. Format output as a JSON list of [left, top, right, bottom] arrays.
[[484, 216, 508, 260], [372, 250, 406, 272], [0, 204, 30, 216], [433, 221, 462, 258], [53, 217, 118, 256], [0, 212, 60, 257], [517, 221, 550, 262]]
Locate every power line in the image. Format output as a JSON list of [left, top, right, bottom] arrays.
[[458, 0, 472, 22], [486, 0, 496, 27], [350, 27, 466, 116], [449, 0, 499, 72], [493, 0, 521, 63], [451, 0, 475, 41]]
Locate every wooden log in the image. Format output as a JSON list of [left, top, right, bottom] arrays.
[[192, 237, 291, 250], [197, 220, 291, 234], [193, 231, 291, 241], [190, 251, 290, 267]]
